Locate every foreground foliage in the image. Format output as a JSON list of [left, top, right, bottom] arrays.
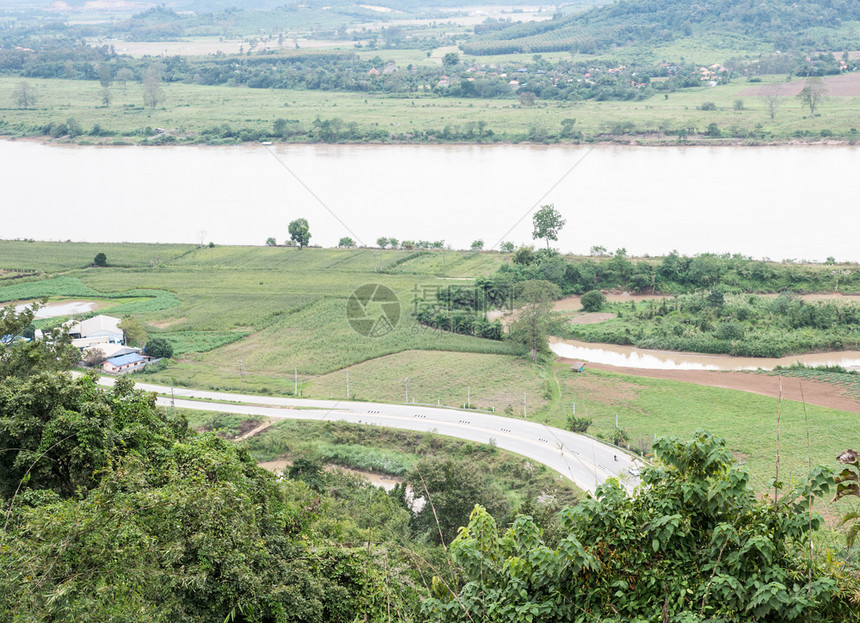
[[425, 431, 852, 622], [0, 373, 415, 622]]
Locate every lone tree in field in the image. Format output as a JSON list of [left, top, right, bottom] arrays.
[[509, 279, 561, 363], [13, 81, 36, 109], [532, 204, 566, 249], [142, 65, 163, 109], [93, 253, 107, 267], [797, 78, 827, 117], [760, 84, 782, 120], [288, 218, 311, 249]]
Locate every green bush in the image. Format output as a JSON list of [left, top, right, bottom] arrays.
[[580, 289, 606, 312]]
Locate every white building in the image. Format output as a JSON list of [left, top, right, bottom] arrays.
[[68, 315, 124, 345]]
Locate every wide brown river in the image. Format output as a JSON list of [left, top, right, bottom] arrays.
[[3, 141, 858, 262]]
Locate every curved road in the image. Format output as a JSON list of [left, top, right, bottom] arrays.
[[94, 377, 641, 495]]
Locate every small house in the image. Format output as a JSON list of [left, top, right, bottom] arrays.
[[102, 352, 146, 374]]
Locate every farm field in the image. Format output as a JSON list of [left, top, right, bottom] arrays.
[[0, 241, 534, 401], [2, 71, 858, 143], [533, 364, 860, 507], [2, 240, 859, 504]]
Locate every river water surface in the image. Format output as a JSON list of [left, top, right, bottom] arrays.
[[550, 338, 860, 371], [3, 141, 858, 262]]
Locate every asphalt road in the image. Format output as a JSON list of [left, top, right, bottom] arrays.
[[95, 376, 641, 494]]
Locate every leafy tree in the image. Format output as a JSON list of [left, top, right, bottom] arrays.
[[93, 252, 107, 267], [0, 373, 394, 622], [500, 241, 515, 253], [0, 373, 187, 500], [288, 217, 311, 249], [532, 204, 566, 250], [442, 52, 460, 67], [519, 91, 536, 107], [512, 245, 535, 265], [798, 78, 826, 116], [116, 67, 134, 86], [470, 239, 484, 251], [97, 62, 112, 88], [425, 431, 840, 622], [338, 236, 355, 248], [100, 87, 112, 107], [265, 236, 277, 246], [13, 81, 36, 109], [611, 425, 629, 446], [144, 337, 174, 359], [508, 279, 562, 362], [407, 456, 507, 545], [377, 236, 389, 249], [143, 63, 164, 108], [119, 315, 147, 347], [580, 289, 606, 311], [83, 347, 106, 366], [0, 302, 76, 379], [760, 84, 782, 120], [388, 237, 399, 249]]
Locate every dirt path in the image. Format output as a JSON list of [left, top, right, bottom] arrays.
[[234, 419, 272, 441], [557, 358, 860, 413]]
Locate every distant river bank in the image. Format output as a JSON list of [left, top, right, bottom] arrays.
[[3, 140, 857, 261]]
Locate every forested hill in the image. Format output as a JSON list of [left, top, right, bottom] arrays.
[[463, 0, 860, 55]]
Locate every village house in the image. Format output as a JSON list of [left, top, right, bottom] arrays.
[[102, 352, 147, 374]]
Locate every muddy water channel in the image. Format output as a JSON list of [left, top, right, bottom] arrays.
[[3, 141, 858, 261], [550, 338, 860, 371]]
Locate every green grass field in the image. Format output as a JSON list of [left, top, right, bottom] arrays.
[[1, 73, 857, 143], [537, 364, 857, 498], [0, 241, 532, 399]]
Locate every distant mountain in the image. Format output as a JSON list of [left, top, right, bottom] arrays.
[[462, 0, 860, 55]]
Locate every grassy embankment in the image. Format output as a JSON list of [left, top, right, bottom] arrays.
[[185, 409, 583, 510], [1, 72, 857, 143], [1, 240, 858, 503]]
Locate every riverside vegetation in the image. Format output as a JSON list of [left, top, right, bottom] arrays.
[[2, 0, 860, 144]]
